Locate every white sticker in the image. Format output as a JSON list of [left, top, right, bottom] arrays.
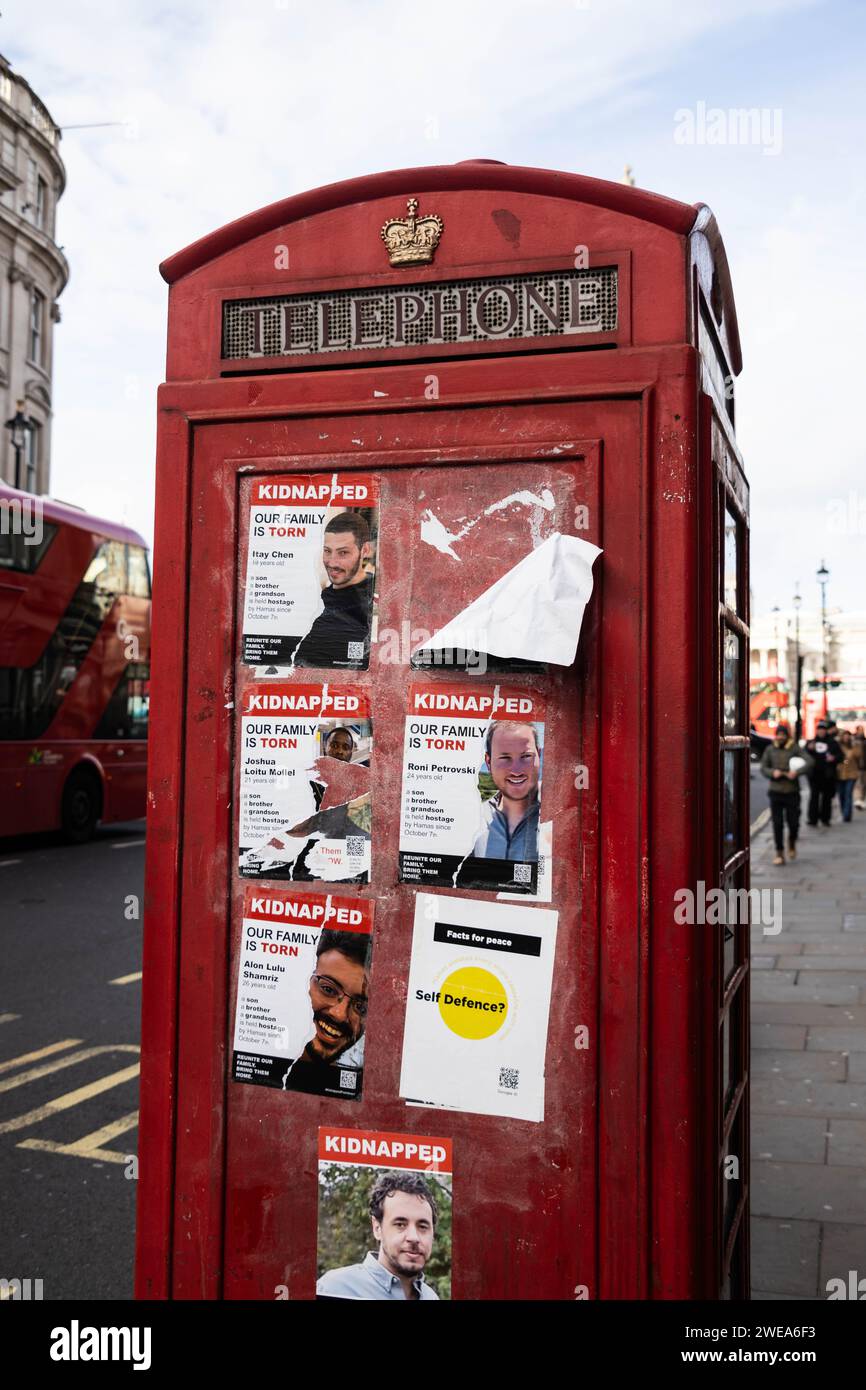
[[399, 893, 558, 1122]]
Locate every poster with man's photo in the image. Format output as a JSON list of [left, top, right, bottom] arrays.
[[241, 472, 378, 668], [231, 887, 373, 1100], [238, 683, 372, 883], [317, 1127, 452, 1301], [398, 683, 545, 892]]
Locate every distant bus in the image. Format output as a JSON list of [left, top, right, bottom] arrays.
[[0, 485, 150, 840], [804, 676, 866, 738], [749, 674, 796, 738]]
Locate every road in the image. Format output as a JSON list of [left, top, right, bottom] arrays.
[[0, 821, 144, 1300], [750, 758, 771, 825]]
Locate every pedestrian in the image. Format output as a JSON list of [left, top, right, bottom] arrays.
[[836, 730, 860, 823], [853, 724, 866, 811], [760, 723, 813, 866], [804, 720, 843, 828]]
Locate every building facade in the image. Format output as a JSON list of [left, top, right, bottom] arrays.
[[751, 606, 866, 684], [0, 54, 67, 495]]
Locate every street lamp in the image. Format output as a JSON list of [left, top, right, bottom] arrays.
[[817, 561, 830, 718], [793, 585, 803, 740], [4, 400, 34, 492]]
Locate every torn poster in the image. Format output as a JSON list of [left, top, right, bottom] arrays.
[[414, 532, 601, 669], [239, 683, 372, 883], [399, 682, 544, 893], [241, 473, 378, 668], [399, 894, 558, 1122], [317, 1128, 452, 1300], [231, 886, 373, 1099]]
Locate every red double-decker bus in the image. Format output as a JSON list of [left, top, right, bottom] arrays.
[[0, 484, 150, 840]]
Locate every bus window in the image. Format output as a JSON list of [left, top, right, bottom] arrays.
[[94, 662, 150, 740], [83, 540, 127, 594], [126, 545, 151, 598], [0, 522, 57, 572]]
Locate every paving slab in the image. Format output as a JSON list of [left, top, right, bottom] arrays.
[[819, 1225, 866, 1292], [753, 1024, 807, 1050], [750, 1114, 827, 1164], [750, 975, 861, 1004], [751, 1161, 866, 1223], [825, 1119, 866, 1168], [753, 1005, 866, 1026], [806, 1027, 866, 1052], [796, 957, 866, 971], [750, 1218, 820, 1297], [845, 1052, 866, 1082], [801, 940, 866, 955], [751, 1078, 866, 1117], [751, 1052, 845, 1082]]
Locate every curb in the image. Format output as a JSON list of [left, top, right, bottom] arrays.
[[750, 808, 771, 837]]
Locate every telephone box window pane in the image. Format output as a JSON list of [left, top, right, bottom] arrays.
[[723, 1103, 743, 1241], [723, 506, 739, 613], [724, 887, 738, 983], [723, 628, 741, 733], [721, 1009, 731, 1112], [723, 752, 741, 857]]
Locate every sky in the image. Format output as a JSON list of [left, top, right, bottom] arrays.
[[3, 0, 864, 618]]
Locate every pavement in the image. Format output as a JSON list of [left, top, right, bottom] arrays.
[[750, 792, 866, 1300]]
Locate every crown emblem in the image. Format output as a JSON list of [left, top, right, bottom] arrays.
[[381, 198, 443, 266]]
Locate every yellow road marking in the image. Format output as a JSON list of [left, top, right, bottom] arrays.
[[0, 1013, 21, 1025], [0, 1039, 82, 1076], [19, 1110, 139, 1164], [0, 1044, 139, 1096], [109, 972, 142, 985], [0, 1063, 140, 1135]]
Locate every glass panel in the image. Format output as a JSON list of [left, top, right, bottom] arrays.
[[724, 988, 743, 1118], [94, 662, 150, 740], [84, 539, 127, 594], [723, 1105, 743, 1242], [722, 751, 741, 858], [723, 506, 738, 613], [723, 627, 741, 733], [0, 520, 56, 573], [724, 916, 738, 984], [126, 545, 151, 598]]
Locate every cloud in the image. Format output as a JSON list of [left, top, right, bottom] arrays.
[[4, 0, 860, 618]]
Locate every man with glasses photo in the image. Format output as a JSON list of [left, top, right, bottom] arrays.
[[284, 927, 371, 1098]]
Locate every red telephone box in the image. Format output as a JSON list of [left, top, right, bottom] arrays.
[[136, 161, 750, 1301]]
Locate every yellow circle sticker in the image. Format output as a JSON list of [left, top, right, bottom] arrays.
[[437, 966, 508, 1040]]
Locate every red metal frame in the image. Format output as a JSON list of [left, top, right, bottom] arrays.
[[137, 162, 747, 1300]]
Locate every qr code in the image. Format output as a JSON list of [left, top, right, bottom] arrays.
[[499, 1067, 519, 1092], [339, 1070, 357, 1091], [513, 863, 531, 884], [346, 836, 364, 859], [346, 641, 364, 661]]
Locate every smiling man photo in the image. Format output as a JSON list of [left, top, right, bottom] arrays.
[[472, 721, 541, 863], [316, 1172, 440, 1300], [283, 927, 371, 1097], [294, 510, 374, 667]]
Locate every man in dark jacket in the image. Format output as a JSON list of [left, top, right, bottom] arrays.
[[760, 724, 813, 865], [294, 511, 373, 668], [804, 720, 843, 828]]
